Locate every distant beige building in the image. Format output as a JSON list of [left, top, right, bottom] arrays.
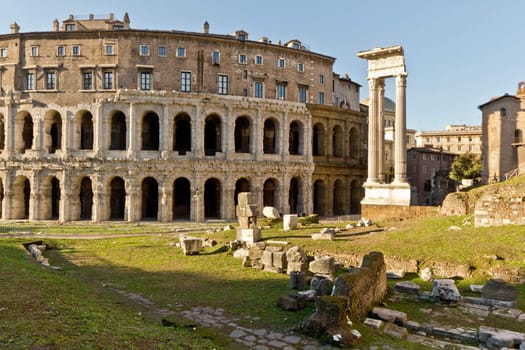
[[479, 82, 525, 183], [415, 124, 482, 156], [0, 13, 367, 222]]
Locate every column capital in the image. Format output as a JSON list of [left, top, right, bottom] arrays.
[[396, 73, 407, 87]]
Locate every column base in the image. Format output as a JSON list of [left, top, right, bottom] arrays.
[[361, 181, 411, 206]]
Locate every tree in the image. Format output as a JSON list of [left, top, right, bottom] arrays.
[[449, 153, 482, 181]]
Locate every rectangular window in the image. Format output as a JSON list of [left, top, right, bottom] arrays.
[[158, 46, 167, 57], [65, 24, 75, 31], [298, 85, 307, 103], [105, 44, 114, 55], [103, 71, 113, 89], [45, 71, 56, 90], [140, 72, 151, 90], [278, 58, 286, 69], [26, 72, 34, 90], [82, 71, 93, 90], [255, 81, 263, 98], [31, 46, 39, 57], [113, 25, 124, 30], [277, 83, 286, 100], [177, 47, 186, 57], [319, 74, 324, 84], [57, 46, 65, 56], [72, 46, 80, 56], [181, 71, 191, 92], [239, 54, 247, 64], [318, 91, 325, 104], [0, 48, 6, 57], [218, 74, 228, 95], [297, 63, 304, 73], [255, 55, 263, 65], [140, 44, 150, 56], [212, 50, 220, 65]]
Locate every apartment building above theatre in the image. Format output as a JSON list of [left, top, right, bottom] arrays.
[[0, 13, 359, 110], [415, 124, 482, 156]]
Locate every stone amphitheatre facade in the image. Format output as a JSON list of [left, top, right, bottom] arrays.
[[0, 13, 366, 223]]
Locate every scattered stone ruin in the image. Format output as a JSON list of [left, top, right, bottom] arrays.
[[235, 192, 261, 243]]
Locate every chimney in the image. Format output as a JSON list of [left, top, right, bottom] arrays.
[[109, 13, 114, 21], [69, 14, 74, 20], [10, 22, 20, 34], [53, 19, 59, 32], [203, 21, 209, 34], [89, 14, 94, 20]]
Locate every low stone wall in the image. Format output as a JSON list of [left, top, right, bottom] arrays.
[[474, 195, 525, 227], [361, 204, 440, 222]]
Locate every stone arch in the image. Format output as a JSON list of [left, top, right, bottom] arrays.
[[263, 178, 279, 208], [15, 111, 33, 153], [173, 113, 191, 154], [289, 177, 301, 214], [332, 125, 343, 157], [109, 177, 126, 220], [234, 116, 251, 153], [350, 180, 362, 214], [75, 110, 94, 150], [350, 127, 359, 159], [41, 176, 60, 220], [204, 114, 222, 155], [313, 179, 326, 216], [204, 178, 221, 218], [109, 111, 127, 150], [289, 121, 303, 155], [142, 112, 160, 151], [13, 175, 30, 219], [234, 177, 251, 206], [141, 177, 158, 220], [79, 177, 93, 220], [173, 177, 191, 220], [312, 123, 325, 156], [263, 118, 278, 154], [44, 110, 62, 154], [0, 113, 5, 151], [333, 179, 345, 215]]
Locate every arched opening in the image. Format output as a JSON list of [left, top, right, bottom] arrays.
[[234, 178, 251, 206], [173, 113, 191, 155], [289, 177, 300, 214], [333, 180, 345, 215], [234, 116, 251, 153], [514, 129, 523, 143], [204, 115, 221, 155], [79, 177, 93, 220], [312, 123, 325, 156], [349, 127, 359, 159], [109, 111, 127, 150], [80, 112, 94, 150], [289, 121, 302, 155], [45, 110, 62, 154], [13, 176, 30, 219], [332, 125, 343, 157], [141, 177, 158, 220], [313, 180, 326, 216], [350, 180, 362, 214], [22, 114, 34, 152], [142, 112, 160, 150], [173, 177, 191, 220], [263, 119, 277, 154], [204, 178, 221, 218], [0, 113, 5, 151], [41, 176, 60, 220], [110, 177, 126, 220], [263, 178, 278, 208]]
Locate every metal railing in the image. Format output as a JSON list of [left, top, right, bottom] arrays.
[[0, 225, 35, 234], [505, 166, 525, 181]]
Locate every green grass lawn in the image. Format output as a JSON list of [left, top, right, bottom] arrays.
[[1, 214, 524, 349]]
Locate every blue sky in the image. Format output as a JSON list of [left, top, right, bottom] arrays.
[[1, 0, 524, 131]]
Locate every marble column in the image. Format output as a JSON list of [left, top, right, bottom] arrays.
[[394, 73, 408, 183], [366, 78, 379, 183], [377, 79, 385, 183]]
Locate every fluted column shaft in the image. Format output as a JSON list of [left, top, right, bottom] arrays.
[[394, 73, 408, 183], [366, 78, 379, 183], [377, 79, 385, 183]]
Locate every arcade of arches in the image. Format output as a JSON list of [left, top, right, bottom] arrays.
[[0, 92, 366, 222]]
